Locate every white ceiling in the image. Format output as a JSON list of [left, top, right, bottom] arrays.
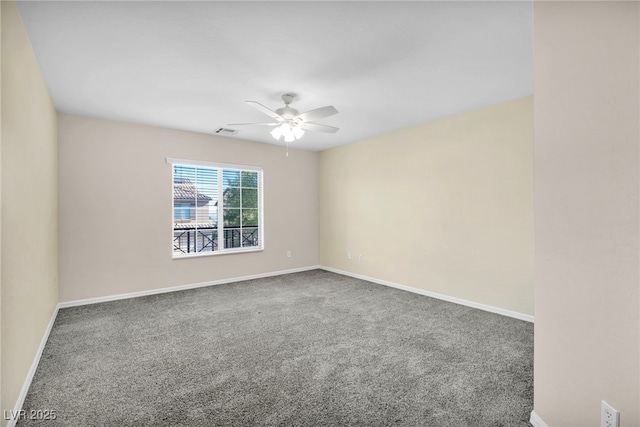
[[17, 1, 533, 152]]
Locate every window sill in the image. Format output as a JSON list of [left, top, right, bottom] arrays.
[[172, 247, 264, 259]]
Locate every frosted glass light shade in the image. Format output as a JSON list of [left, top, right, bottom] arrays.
[[271, 122, 305, 142]]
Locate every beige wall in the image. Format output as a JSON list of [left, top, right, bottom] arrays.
[[1, 0, 3, 415], [58, 113, 319, 302], [533, 2, 639, 426], [319, 96, 534, 316], [1, 0, 59, 423]]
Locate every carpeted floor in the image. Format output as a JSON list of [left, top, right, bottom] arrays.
[[18, 270, 533, 426]]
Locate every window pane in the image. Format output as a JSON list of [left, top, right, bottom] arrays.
[[223, 228, 242, 249], [223, 170, 240, 189], [173, 166, 197, 216], [242, 209, 259, 227], [195, 169, 218, 199], [173, 165, 218, 225], [174, 203, 191, 220], [242, 228, 259, 247], [196, 228, 217, 252], [223, 209, 241, 227], [223, 187, 241, 208], [242, 189, 258, 208], [195, 168, 217, 225], [173, 165, 196, 184], [241, 171, 258, 188]]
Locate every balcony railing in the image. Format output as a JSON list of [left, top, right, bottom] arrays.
[[173, 225, 259, 254]]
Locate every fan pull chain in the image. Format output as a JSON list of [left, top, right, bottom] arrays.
[[286, 140, 289, 157]]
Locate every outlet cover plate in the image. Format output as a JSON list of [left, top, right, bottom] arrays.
[[602, 401, 620, 427]]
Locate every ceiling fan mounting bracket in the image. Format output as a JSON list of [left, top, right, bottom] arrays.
[[281, 93, 296, 106]]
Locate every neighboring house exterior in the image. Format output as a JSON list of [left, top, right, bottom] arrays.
[[172, 177, 213, 225]]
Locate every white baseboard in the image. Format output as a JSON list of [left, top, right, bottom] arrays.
[[530, 410, 548, 427], [319, 266, 534, 323], [59, 264, 533, 322], [58, 265, 321, 308], [6, 305, 59, 427]]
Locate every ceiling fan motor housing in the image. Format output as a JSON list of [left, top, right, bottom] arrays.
[[275, 106, 299, 120], [277, 94, 298, 119]]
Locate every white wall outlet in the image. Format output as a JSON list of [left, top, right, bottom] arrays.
[[358, 254, 364, 262], [286, 250, 291, 258], [347, 252, 351, 260], [602, 401, 619, 427]]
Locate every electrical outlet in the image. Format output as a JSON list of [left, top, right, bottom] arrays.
[[602, 401, 619, 427], [347, 252, 351, 260], [286, 250, 291, 258], [358, 254, 364, 262]]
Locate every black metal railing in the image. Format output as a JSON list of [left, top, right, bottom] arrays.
[[173, 226, 259, 254]]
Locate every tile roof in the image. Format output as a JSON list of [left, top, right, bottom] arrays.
[[173, 179, 212, 203]]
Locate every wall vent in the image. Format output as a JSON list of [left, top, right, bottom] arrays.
[[213, 127, 239, 136]]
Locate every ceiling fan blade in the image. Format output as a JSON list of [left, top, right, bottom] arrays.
[[227, 122, 279, 127], [246, 101, 284, 121], [298, 122, 339, 133], [295, 106, 338, 122]]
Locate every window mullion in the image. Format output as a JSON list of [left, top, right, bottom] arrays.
[[193, 167, 198, 254], [218, 169, 223, 251], [239, 180, 243, 247]]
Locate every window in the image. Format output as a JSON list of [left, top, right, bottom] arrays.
[[173, 203, 191, 221], [167, 158, 263, 258]]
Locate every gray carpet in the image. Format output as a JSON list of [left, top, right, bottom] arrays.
[[18, 270, 533, 426]]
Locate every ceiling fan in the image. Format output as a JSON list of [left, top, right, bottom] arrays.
[[228, 93, 339, 143]]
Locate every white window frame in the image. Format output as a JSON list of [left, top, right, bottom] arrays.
[[167, 157, 264, 258]]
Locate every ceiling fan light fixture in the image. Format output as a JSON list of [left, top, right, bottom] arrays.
[[271, 122, 304, 142], [292, 126, 305, 139], [270, 125, 283, 140]]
